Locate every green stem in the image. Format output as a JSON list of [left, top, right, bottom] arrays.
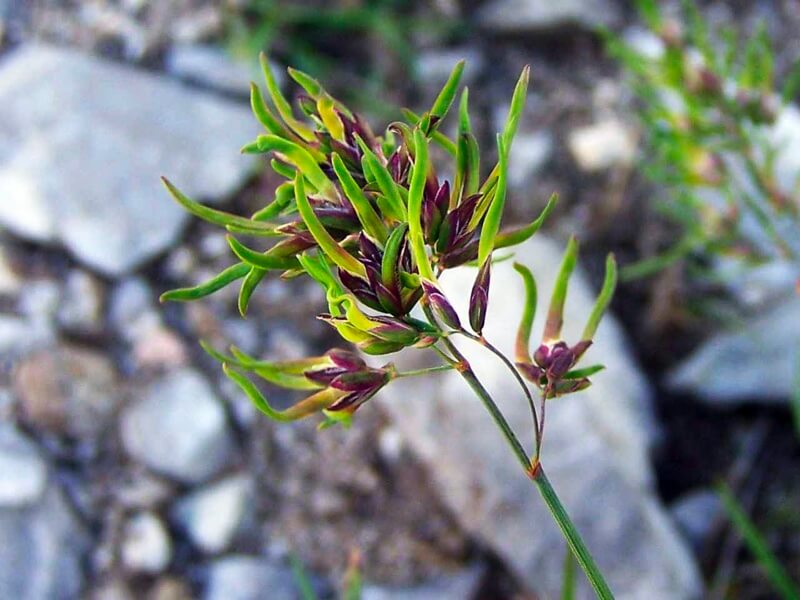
[[395, 364, 454, 378], [422, 302, 613, 597], [534, 468, 615, 600]]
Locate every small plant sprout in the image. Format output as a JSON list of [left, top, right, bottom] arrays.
[[162, 54, 617, 597]]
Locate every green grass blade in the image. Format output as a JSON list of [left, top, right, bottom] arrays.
[[423, 59, 465, 133], [502, 65, 530, 150], [356, 138, 406, 221], [495, 193, 558, 250], [161, 177, 280, 235], [331, 153, 388, 243], [401, 108, 457, 156], [581, 253, 617, 341], [256, 135, 336, 200], [561, 543, 577, 600], [294, 175, 366, 278], [290, 556, 319, 600], [259, 52, 316, 142], [159, 263, 250, 302], [250, 83, 291, 137], [408, 129, 435, 281], [718, 483, 800, 600], [226, 236, 300, 271], [477, 134, 509, 264], [544, 236, 579, 342], [238, 266, 267, 317], [512, 262, 537, 364]]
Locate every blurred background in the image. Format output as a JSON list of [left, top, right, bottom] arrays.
[[1, 0, 799, 598]]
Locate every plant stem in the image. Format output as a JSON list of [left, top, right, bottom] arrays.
[[422, 301, 613, 596], [395, 364, 454, 378], [533, 467, 615, 600], [443, 345, 613, 598]]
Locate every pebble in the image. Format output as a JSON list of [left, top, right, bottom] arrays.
[[203, 555, 297, 600], [121, 511, 173, 574], [568, 119, 638, 172], [14, 344, 120, 440], [173, 474, 253, 554], [478, 0, 621, 32], [57, 269, 105, 334], [120, 369, 234, 483], [0, 423, 48, 507], [165, 44, 256, 96], [670, 489, 723, 554]]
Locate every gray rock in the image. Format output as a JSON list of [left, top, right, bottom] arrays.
[[0, 475, 88, 599], [568, 119, 638, 172], [667, 296, 800, 404], [121, 369, 234, 483], [17, 279, 60, 324], [120, 511, 173, 574], [203, 556, 297, 600], [173, 473, 253, 554], [0, 423, 47, 507], [416, 47, 484, 88], [478, 0, 621, 32], [165, 44, 256, 96], [376, 235, 700, 599], [670, 489, 723, 554], [0, 44, 256, 276], [361, 563, 485, 600], [507, 130, 553, 190], [108, 277, 157, 341], [0, 314, 53, 357], [14, 344, 120, 440], [57, 269, 105, 334]]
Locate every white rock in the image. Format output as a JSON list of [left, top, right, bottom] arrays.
[[0, 315, 53, 357], [568, 119, 637, 172], [416, 47, 484, 88], [0, 484, 88, 599], [203, 556, 296, 600], [507, 131, 553, 189], [478, 0, 621, 32], [108, 277, 156, 341], [57, 269, 105, 333], [668, 296, 800, 404], [375, 235, 700, 599], [121, 369, 234, 483], [165, 44, 256, 96], [0, 44, 257, 276], [173, 474, 252, 554], [670, 489, 722, 553], [121, 511, 172, 574], [0, 424, 48, 507]]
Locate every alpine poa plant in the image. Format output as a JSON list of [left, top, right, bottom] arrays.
[[162, 55, 617, 597], [608, 0, 800, 281]]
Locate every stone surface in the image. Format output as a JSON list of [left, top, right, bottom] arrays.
[[507, 130, 553, 190], [57, 269, 105, 334], [120, 368, 234, 483], [568, 119, 637, 172], [0, 44, 256, 275], [667, 296, 800, 404], [376, 235, 700, 599], [14, 344, 120, 439], [121, 511, 173, 574], [670, 489, 723, 554], [0, 314, 53, 357], [173, 473, 253, 554], [165, 44, 255, 95], [478, 0, 621, 32], [361, 563, 485, 600], [0, 423, 48, 507], [0, 468, 88, 599], [203, 556, 297, 600]]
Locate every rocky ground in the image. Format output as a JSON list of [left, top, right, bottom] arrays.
[[1, 1, 799, 599]]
